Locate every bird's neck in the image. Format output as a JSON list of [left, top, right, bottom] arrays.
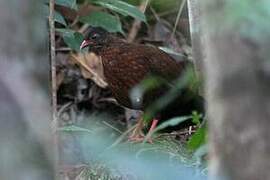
[[94, 36, 125, 56], [99, 37, 126, 55]]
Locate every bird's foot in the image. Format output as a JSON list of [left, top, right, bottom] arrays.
[[127, 118, 158, 143], [128, 130, 154, 143], [128, 134, 154, 144]]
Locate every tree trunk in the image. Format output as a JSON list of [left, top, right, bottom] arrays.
[[0, 1, 54, 179], [201, 0, 270, 179]]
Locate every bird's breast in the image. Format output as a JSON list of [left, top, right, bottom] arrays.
[[100, 54, 149, 109]]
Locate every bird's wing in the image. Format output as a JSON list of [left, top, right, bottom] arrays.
[[102, 44, 150, 85], [140, 45, 186, 81]]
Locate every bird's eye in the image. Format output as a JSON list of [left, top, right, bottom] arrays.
[[91, 33, 100, 40]]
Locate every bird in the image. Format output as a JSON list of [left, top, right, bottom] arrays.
[[80, 27, 199, 142]]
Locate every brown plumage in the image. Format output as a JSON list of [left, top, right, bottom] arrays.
[[80, 27, 194, 142], [80, 27, 187, 109]]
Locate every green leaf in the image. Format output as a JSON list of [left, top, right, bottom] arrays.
[[44, 5, 67, 26], [55, 0, 77, 10], [191, 111, 202, 125], [155, 116, 192, 131], [63, 32, 84, 52], [56, 28, 75, 33], [54, 11, 67, 26], [92, 0, 146, 22], [187, 126, 207, 151], [79, 11, 124, 33], [58, 125, 93, 134], [57, 28, 84, 51]]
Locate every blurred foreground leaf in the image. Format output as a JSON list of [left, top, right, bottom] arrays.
[[143, 69, 193, 123], [58, 125, 93, 134], [59, 113, 207, 179], [79, 12, 124, 33], [194, 144, 208, 164]]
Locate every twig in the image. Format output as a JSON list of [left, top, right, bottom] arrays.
[[156, 130, 197, 138], [106, 125, 137, 149], [147, 9, 179, 21], [188, 126, 192, 135], [102, 121, 123, 134], [49, 0, 59, 178], [127, 0, 151, 42], [57, 102, 73, 118], [70, 1, 88, 29], [56, 47, 72, 52], [70, 54, 108, 87], [49, 0, 57, 125], [79, 24, 90, 33], [171, 0, 186, 38], [149, 6, 160, 21], [69, 16, 79, 28]]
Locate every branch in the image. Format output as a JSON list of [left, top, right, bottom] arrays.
[[49, 0, 59, 178], [127, 0, 150, 42], [49, 0, 57, 125]]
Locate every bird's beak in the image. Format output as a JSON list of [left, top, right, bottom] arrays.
[[80, 40, 91, 50]]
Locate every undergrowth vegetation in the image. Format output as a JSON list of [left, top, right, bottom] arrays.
[[46, 0, 207, 179]]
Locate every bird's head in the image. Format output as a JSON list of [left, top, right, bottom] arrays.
[[80, 27, 110, 54]]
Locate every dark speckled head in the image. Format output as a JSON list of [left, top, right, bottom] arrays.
[[80, 27, 110, 54]]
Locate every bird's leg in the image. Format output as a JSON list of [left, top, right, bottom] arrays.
[[148, 119, 159, 133], [128, 116, 145, 142], [144, 119, 159, 144], [128, 117, 159, 143]]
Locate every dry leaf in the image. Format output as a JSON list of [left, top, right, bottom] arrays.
[[70, 53, 108, 88], [56, 71, 65, 90]]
